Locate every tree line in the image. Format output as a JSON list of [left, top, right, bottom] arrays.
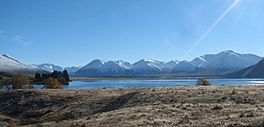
[[1, 70, 70, 89]]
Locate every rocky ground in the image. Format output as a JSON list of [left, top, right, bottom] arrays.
[[1, 86, 264, 127]]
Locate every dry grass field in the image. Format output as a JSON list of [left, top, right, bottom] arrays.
[[1, 86, 264, 127]]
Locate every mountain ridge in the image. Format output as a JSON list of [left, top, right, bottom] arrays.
[[225, 58, 264, 78], [0, 54, 46, 75], [1, 50, 262, 77], [74, 50, 263, 76]]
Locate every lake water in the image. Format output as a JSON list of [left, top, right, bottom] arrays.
[[64, 78, 264, 89], [2, 79, 264, 90]]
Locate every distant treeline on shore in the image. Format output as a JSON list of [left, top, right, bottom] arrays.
[[0, 70, 70, 89]]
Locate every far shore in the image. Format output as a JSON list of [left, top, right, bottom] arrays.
[[70, 76, 222, 81]]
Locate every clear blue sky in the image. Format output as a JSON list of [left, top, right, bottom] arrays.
[[0, 0, 263, 67]]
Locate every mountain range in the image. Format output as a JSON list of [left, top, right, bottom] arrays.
[[74, 50, 263, 77], [0, 54, 79, 75], [0, 50, 263, 77]]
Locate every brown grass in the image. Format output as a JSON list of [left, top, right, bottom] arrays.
[[1, 86, 264, 126], [11, 74, 30, 89], [44, 77, 64, 89]]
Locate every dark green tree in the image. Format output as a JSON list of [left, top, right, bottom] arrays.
[[63, 70, 70, 82], [50, 71, 60, 79], [42, 74, 49, 79], [35, 73, 41, 81]]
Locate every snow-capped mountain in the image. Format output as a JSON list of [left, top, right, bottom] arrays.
[[75, 60, 131, 76], [74, 50, 263, 76], [35, 63, 81, 74], [65, 66, 81, 74], [37, 63, 64, 72], [172, 61, 196, 72], [191, 50, 262, 70], [115, 60, 132, 69], [76, 59, 168, 76], [100, 61, 130, 73], [190, 57, 206, 67], [1, 50, 261, 77], [165, 60, 179, 69], [0, 54, 45, 74], [131, 59, 163, 74], [79, 59, 105, 71]]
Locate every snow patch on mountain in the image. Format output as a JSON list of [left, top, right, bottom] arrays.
[[80, 59, 105, 70], [37, 63, 64, 72], [0, 54, 42, 74], [164, 60, 179, 70], [190, 50, 262, 70], [172, 61, 195, 72], [75, 59, 132, 76], [132, 59, 162, 73]]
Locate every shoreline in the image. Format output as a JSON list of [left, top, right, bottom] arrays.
[[70, 76, 223, 81]]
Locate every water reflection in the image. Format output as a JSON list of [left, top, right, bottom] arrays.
[[0, 84, 70, 90], [0, 84, 45, 90]]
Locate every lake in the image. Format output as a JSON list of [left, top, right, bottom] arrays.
[[2, 78, 264, 90], [64, 78, 264, 89]]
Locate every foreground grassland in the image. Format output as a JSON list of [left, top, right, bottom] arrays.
[[1, 86, 264, 127]]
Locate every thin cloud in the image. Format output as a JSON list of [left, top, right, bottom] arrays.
[[22, 42, 31, 46], [13, 35, 23, 41], [0, 30, 5, 39], [0, 32, 32, 46], [12, 35, 32, 46]]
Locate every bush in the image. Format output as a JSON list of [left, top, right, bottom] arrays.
[[45, 77, 63, 89], [11, 74, 30, 89], [196, 78, 211, 86]]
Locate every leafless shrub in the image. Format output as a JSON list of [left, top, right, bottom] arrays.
[[12, 74, 30, 89], [196, 78, 211, 86], [44, 77, 64, 89]]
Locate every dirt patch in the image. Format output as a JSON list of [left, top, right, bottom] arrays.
[[96, 92, 139, 113]]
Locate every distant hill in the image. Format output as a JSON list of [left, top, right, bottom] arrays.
[[0, 54, 46, 75], [225, 58, 264, 78], [35, 63, 80, 74], [36, 63, 64, 72], [64, 66, 81, 74]]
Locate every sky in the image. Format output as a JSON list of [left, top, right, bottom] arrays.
[[0, 0, 264, 67]]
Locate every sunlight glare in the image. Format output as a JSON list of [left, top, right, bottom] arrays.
[[184, 0, 241, 58]]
